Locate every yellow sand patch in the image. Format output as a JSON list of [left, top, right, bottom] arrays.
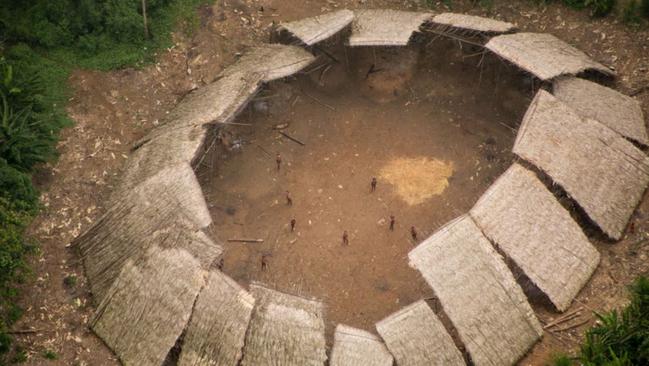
[[379, 157, 454, 205]]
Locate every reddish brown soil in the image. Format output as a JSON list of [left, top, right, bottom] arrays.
[[11, 0, 649, 365], [199, 41, 525, 339]]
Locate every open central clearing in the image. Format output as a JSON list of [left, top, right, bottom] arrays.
[[197, 40, 529, 339]]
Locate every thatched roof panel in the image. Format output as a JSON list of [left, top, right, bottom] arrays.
[[76, 164, 216, 302], [432, 13, 516, 34], [117, 124, 208, 194], [240, 284, 327, 366], [178, 271, 255, 366], [513, 90, 649, 239], [91, 247, 207, 366], [486, 33, 612, 80], [348, 10, 432, 46], [162, 71, 262, 129], [470, 163, 600, 311], [279, 10, 355, 45], [220, 44, 315, 82], [330, 325, 393, 366], [409, 215, 542, 366], [553, 77, 648, 145], [117, 71, 262, 192], [376, 300, 465, 366]]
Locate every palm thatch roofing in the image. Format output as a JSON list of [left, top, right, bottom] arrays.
[[409, 215, 542, 366], [178, 270, 255, 366], [119, 45, 313, 192], [431, 13, 516, 34], [118, 124, 209, 194], [348, 9, 432, 46], [119, 72, 262, 193], [75, 164, 213, 302], [72, 10, 633, 366], [553, 77, 648, 145], [330, 324, 394, 366], [376, 300, 465, 366], [220, 44, 315, 82], [279, 10, 355, 46], [91, 245, 218, 366], [513, 90, 649, 240], [470, 163, 600, 311], [240, 283, 327, 366], [76, 42, 317, 365], [485, 33, 613, 81]]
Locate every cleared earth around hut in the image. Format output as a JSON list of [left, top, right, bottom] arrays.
[[197, 38, 530, 338]]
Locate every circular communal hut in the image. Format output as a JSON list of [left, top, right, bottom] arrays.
[[73, 8, 648, 366]]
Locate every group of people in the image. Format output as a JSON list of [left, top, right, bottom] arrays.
[[277, 153, 419, 247], [255, 154, 421, 272]]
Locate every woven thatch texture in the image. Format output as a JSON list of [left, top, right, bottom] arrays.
[[119, 44, 313, 192], [161, 71, 262, 130], [432, 13, 516, 34], [118, 72, 262, 193], [240, 284, 327, 366], [91, 246, 210, 366], [280, 10, 355, 45], [409, 215, 542, 366], [553, 77, 648, 145], [330, 324, 393, 366], [485, 33, 612, 81], [76, 164, 214, 302], [376, 300, 465, 366], [220, 44, 315, 82], [178, 270, 255, 366], [348, 9, 432, 46], [513, 90, 649, 240], [118, 123, 208, 194], [470, 163, 600, 311]]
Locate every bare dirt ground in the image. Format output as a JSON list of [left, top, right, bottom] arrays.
[[10, 0, 649, 365], [199, 39, 525, 340]]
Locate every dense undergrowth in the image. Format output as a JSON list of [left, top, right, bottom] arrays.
[[0, 0, 208, 363], [554, 277, 649, 366]]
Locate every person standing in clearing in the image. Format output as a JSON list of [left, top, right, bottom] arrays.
[[389, 215, 395, 231], [286, 191, 293, 206], [290, 218, 296, 232], [370, 177, 377, 192], [342, 231, 349, 246], [276, 153, 282, 171], [261, 254, 268, 271], [411, 226, 418, 241]]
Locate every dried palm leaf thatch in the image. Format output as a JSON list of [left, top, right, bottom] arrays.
[[220, 44, 315, 82], [431, 13, 516, 34], [513, 90, 649, 240], [120, 72, 262, 192], [240, 283, 327, 366], [91, 246, 212, 366], [76, 163, 214, 302], [553, 77, 648, 145], [160, 71, 263, 130], [330, 324, 393, 366], [376, 300, 465, 366], [409, 215, 542, 366], [470, 163, 600, 312], [485, 33, 613, 81], [178, 270, 255, 366], [279, 10, 355, 46], [118, 123, 208, 194], [348, 9, 432, 46]]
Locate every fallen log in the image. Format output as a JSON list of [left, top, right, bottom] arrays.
[[228, 238, 264, 243]]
